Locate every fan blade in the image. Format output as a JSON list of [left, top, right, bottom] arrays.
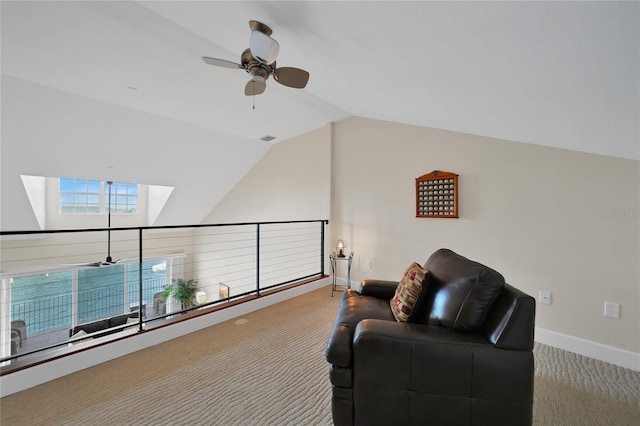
[[274, 67, 309, 89], [245, 79, 266, 96], [202, 56, 242, 69], [62, 261, 103, 267], [249, 20, 273, 37]]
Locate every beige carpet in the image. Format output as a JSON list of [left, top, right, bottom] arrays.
[[1, 285, 639, 425]]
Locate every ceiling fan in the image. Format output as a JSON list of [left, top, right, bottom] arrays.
[[202, 20, 310, 96]]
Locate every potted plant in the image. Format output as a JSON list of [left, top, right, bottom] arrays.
[[162, 278, 198, 310]]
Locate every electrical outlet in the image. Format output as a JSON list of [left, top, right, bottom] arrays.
[[365, 260, 372, 270], [604, 301, 620, 318], [539, 291, 551, 305]]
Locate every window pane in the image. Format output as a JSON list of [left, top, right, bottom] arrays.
[[75, 180, 88, 192], [11, 271, 73, 335], [88, 182, 101, 193], [78, 265, 125, 323], [60, 178, 74, 192]]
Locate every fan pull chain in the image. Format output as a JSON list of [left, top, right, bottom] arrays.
[[252, 81, 256, 110]]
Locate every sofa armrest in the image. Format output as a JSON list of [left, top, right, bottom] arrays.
[[11, 330, 22, 348], [325, 291, 396, 367], [358, 279, 398, 299]]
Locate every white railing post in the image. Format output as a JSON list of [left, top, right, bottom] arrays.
[[71, 270, 78, 329], [0, 278, 12, 362]]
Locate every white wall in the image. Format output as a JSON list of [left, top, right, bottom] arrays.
[[330, 117, 639, 359]]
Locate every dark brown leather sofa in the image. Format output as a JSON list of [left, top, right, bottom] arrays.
[[325, 249, 536, 426], [69, 311, 140, 339]]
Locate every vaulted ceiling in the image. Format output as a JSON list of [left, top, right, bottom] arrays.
[[1, 1, 638, 230]]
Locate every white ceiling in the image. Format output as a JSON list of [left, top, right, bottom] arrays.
[[1, 1, 638, 229]]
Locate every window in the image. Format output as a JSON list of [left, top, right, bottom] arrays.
[[60, 178, 101, 214], [60, 178, 138, 214], [108, 182, 138, 214]]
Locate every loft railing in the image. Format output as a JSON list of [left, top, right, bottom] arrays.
[[0, 220, 329, 364]]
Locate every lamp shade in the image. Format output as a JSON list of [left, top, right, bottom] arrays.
[[336, 239, 347, 257], [249, 30, 279, 65], [196, 291, 207, 304]]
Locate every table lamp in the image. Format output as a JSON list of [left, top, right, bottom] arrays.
[[336, 239, 347, 258]]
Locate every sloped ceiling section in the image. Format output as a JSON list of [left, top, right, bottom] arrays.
[[1, 76, 272, 229], [1, 1, 638, 230]]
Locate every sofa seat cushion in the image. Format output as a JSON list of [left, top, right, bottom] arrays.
[[326, 289, 395, 367], [420, 249, 505, 332], [69, 329, 94, 346]]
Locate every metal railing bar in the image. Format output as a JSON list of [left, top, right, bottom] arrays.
[[1, 219, 329, 236], [256, 224, 260, 296]]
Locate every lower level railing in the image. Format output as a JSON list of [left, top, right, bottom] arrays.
[[11, 277, 167, 336], [0, 219, 329, 364]]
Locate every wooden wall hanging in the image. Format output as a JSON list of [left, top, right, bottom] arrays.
[[416, 170, 459, 218]]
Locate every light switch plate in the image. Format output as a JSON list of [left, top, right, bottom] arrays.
[[604, 301, 620, 318], [539, 291, 551, 305]]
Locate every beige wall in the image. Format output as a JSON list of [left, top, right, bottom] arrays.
[[331, 117, 639, 354], [203, 124, 332, 223]]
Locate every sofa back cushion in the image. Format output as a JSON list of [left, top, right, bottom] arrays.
[[417, 249, 505, 332], [69, 318, 110, 337], [109, 312, 140, 328]]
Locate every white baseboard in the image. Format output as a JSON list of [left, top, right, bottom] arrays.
[[333, 276, 356, 290], [535, 327, 640, 372], [0, 278, 331, 397]]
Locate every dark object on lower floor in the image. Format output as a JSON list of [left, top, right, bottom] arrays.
[[69, 312, 141, 339], [10, 320, 27, 355]]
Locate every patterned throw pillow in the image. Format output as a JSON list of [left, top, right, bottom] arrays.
[[390, 262, 430, 322]]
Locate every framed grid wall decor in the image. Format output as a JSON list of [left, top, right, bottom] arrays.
[[416, 170, 459, 218]]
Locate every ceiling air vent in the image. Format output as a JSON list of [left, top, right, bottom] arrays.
[[259, 135, 276, 142]]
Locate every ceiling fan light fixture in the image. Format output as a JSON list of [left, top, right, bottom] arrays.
[[249, 66, 269, 81], [249, 30, 279, 65]]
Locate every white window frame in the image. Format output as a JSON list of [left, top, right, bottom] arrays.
[[59, 178, 138, 215]]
